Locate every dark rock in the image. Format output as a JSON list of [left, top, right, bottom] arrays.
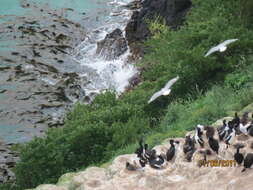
[[0, 143, 18, 183], [11, 52, 19, 56], [125, 0, 191, 58], [15, 92, 32, 100], [0, 66, 11, 71], [0, 89, 7, 94], [96, 28, 128, 60], [128, 73, 141, 88], [122, 0, 142, 10], [55, 33, 68, 43]]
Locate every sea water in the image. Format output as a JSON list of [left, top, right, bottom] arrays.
[[0, 0, 137, 143]]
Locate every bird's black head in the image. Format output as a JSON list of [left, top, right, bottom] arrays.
[[232, 112, 240, 128], [150, 149, 157, 159], [223, 119, 227, 126], [170, 139, 174, 145], [197, 127, 203, 136], [228, 121, 234, 129]]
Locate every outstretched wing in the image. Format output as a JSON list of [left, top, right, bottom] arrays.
[[204, 46, 219, 57], [164, 76, 179, 89], [148, 90, 163, 104], [221, 39, 238, 46], [205, 39, 238, 57]]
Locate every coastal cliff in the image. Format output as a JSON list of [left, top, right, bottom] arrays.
[[125, 0, 191, 58], [27, 103, 253, 190]]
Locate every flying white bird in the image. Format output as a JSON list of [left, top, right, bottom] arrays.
[[204, 39, 238, 57], [148, 76, 179, 104]]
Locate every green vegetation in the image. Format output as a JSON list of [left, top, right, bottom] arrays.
[[12, 0, 253, 189]]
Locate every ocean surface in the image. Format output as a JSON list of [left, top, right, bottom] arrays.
[[0, 0, 137, 143]]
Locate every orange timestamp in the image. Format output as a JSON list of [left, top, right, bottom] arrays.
[[198, 160, 237, 167]]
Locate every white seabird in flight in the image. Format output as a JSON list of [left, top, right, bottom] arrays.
[[204, 39, 238, 57], [148, 76, 179, 104]]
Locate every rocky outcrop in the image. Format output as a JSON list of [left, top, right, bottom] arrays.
[[96, 29, 128, 60], [0, 142, 19, 183], [29, 103, 253, 190], [125, 0, 192, 58]]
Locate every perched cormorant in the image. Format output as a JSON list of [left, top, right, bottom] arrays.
[[139, 158, 147, 168], [232, 112, 240, 128], [143, 144, 153, 160], [183, 135, 195, 154], [185, 149, 195, 162], [126, 162, 137, 171], [241, 112, 249, 125], [208, 136, 219, 154], [242, 153, 253, 172], [204, 125, 215, 139], [218, 120, 229, 141], [225, 121, 236, 148], [135, 139, 144, 158], [195, 127, 204, 148], [166, 140, 179, 161], [234, 146, 244, 165], [149, 154, 166, 169], [239, 123, 252, 135], [248, 126, 253, 137]]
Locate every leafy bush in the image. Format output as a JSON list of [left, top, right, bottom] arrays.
[[14, 92, 150, 189], [142, 0, 253, 100], [240, 0, 253, 27]]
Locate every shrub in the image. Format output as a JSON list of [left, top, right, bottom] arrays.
[[142, 0, 253, 101], [240, 0, 253, 27]]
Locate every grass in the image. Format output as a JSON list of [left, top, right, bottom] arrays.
[[100, 74, 253, 167]]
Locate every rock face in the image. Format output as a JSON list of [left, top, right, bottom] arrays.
[[29, 104, 253, 190], [125, 0, 192, 58], [96, 29, 128, 60], [0, 142, 19, 183]]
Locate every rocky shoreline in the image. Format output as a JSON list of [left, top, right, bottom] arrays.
[[0, 0, 192, 184], [0, 143, 19, 183], [126, 0, 192, 59]]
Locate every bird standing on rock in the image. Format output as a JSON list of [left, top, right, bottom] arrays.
[[242, 153, 253, 172], [232, 112, 240, 129], [195, 126, 204, 148], [204, 125, 215, 139], [126, 162, 137, 171], [208, 136, 219, 154], [166, 140, 180, 161], [239, 122, 252, 135], [149, 154, 167, 169], [218, 119, 229, 141], [183, 135, 195, 154], [225, 121, 236, 149], [234, 146, 244, 165]]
